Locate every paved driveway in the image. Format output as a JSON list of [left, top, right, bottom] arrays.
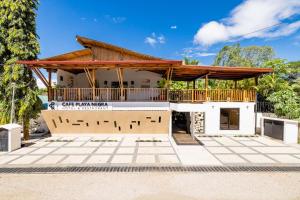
[[0, 135, 300, 166]]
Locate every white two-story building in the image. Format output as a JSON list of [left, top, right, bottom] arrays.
[[18, 36, 272, 139]]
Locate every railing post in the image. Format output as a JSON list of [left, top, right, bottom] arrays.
[[167, 88, 169, 101], [192, 89, 194, 103], [78, 88, 81, 101]]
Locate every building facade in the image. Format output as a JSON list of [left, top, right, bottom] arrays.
[[18, 36, 272, 137]]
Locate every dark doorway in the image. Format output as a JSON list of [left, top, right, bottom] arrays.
[[172, 111, 202, 145]]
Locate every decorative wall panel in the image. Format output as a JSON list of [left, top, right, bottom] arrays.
[[42, 110, 170, 134]]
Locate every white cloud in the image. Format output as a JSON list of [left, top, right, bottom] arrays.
[[195, 52, 216, 57], [170, 25, 177, 29], [182, 46, 216, 58], [194, 0, 300, 46], [105, 15, 126, 23], [145, 33, 166, 47]]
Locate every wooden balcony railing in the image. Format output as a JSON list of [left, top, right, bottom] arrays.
[[48, 88, 256, 102]]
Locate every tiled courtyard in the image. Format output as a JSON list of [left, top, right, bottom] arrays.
[[1, 134, 300, 166]]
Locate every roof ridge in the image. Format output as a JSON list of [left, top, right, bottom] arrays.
[[76, 35, 162, 60]]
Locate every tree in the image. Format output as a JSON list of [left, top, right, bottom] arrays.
[[267, 89, 300, 120], [257, 59, 300, 119], [184, 57, 199, 65], [212, 44, 275, 90], [214, 44, 274, 67], [0, 0, 42, 140]]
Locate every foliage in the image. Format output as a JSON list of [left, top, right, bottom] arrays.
[[267, 89, 300, 120], [212, 44, 275, 90], [184, 57, 199, 65], [213, 44, 274, 67], [0, 0, 41, 140], [256, 59, 290, 97], [257, 59, 300, 119]]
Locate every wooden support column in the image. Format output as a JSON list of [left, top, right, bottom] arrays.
[[92, 69, 96, 101], [116, 67, 124, 100], [234, 80, 237, 89], [254, 77, 258, 86], [205, 75, 209, 101], [48, 70, 52, 101]]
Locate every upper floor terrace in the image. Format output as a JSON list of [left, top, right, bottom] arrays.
[[17, 36, 272, 104]]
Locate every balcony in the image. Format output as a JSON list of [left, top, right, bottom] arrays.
[[48, 88, 256, 102]]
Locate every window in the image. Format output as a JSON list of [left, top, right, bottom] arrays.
[[60, 76, 63, 81], [220, 108, 239, 130]]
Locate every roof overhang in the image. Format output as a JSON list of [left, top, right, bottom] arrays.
[[17, 60, 273, 80]]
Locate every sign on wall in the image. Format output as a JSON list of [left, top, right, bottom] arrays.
[[48, 101, 112, 110]]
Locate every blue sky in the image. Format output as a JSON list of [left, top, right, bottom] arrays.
[[37, 0, 300, 65]]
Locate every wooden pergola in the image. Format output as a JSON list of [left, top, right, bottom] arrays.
[[17, 59, 272, 102]]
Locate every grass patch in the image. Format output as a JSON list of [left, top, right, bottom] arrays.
[[90, 139, 118, 142], [45, 139, 74, 142], [135, 139, 162, 142]]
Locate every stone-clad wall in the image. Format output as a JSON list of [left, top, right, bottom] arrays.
[[191, 112, 205, 135]]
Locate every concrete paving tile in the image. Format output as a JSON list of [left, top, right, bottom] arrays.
[[229, 147, 257, 154], [47, 142, 68, 147], [252, 147, 300, 154], [206, 147, 232, 154], [95, 147, 116, 154], [253, 137, 285, 146], [116, 147, 135, 154], [158, 155, 180, 164], [35, 155, 65, 164], [230, 137, 254, 141], [239, 141, 265, 146], [293, 155, 300, 159], [31, 142, 50, 147], [138, 147, 174, 154], [0, 155, 20, 164], [195, 137, 213, 141], [60, 155, 88, 164], [111, 155, 133, 164], [267, 154, 300, 163], [30, 148, 56, 155], [120, 141, 136, 147], [42, 136, 61, 141], [214, 137, 243, 146], [9, 155, 42, 165], [155, 142, 172, 147], [138, 142, 154, 147], [201, 141, 222, 147], [83, 142, 102, 147], [9, 148, 37, 155], [102, 142, 120, 147], [175, 146, 222, 166], [60, 136, 77, 141], [241, 154, 276, 163], [65, 141, 85, 147], [73, 136, 92, 141], [53, 147, 95, 154], [136, 155, 156, 164], [215, 154, 247, 164], [86, 155, 110, 164]]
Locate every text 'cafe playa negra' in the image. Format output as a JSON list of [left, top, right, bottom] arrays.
[[17, 35, 272, 136]]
